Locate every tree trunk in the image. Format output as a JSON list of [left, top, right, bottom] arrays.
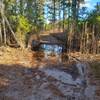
[[2, 15, 6, 45], [0, 22, 3, 45], [4, 16, 19, 45], [62, 0, 65, 32]]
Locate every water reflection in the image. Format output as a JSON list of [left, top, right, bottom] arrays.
[[40, 44, 63, 62]]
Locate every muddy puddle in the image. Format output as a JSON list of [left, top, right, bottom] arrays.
[[33, 44, 68, 63], [0, 45, 96, 100]]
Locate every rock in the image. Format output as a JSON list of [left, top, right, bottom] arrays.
[[36, 75, 40, 80], [39, 68, 77, 85]]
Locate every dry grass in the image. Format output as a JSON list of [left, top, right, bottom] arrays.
[[0, 47, 33, 67]]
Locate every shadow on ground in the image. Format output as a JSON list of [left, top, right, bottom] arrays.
[[0, 61, 96, 100]]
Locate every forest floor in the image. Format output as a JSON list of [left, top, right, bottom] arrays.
[[0, 47, 100, 100]]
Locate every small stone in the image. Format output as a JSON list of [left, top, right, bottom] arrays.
[[36, 75, 40, 80]]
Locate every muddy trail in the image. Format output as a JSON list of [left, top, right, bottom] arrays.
[[0, 47, 100, 100]]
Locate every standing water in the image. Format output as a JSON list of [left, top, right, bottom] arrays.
[[40, 44, 63, 62]]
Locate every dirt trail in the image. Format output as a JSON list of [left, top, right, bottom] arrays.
[[0, 47, 99, 100]]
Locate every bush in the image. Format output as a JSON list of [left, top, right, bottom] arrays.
[[16, 15, 32, 48]]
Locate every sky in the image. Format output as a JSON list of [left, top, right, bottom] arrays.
[[80, 0, 100, 10], [45, 0, 100, 23]]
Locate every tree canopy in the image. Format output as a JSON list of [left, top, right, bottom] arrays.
[[0, 0, 100, 53]]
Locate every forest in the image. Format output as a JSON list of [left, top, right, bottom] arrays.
[[0, 0, 100, 53], [0, 0, 100, 100]]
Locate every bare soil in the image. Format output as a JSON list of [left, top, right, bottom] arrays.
[[0, 47, 100, 100]]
